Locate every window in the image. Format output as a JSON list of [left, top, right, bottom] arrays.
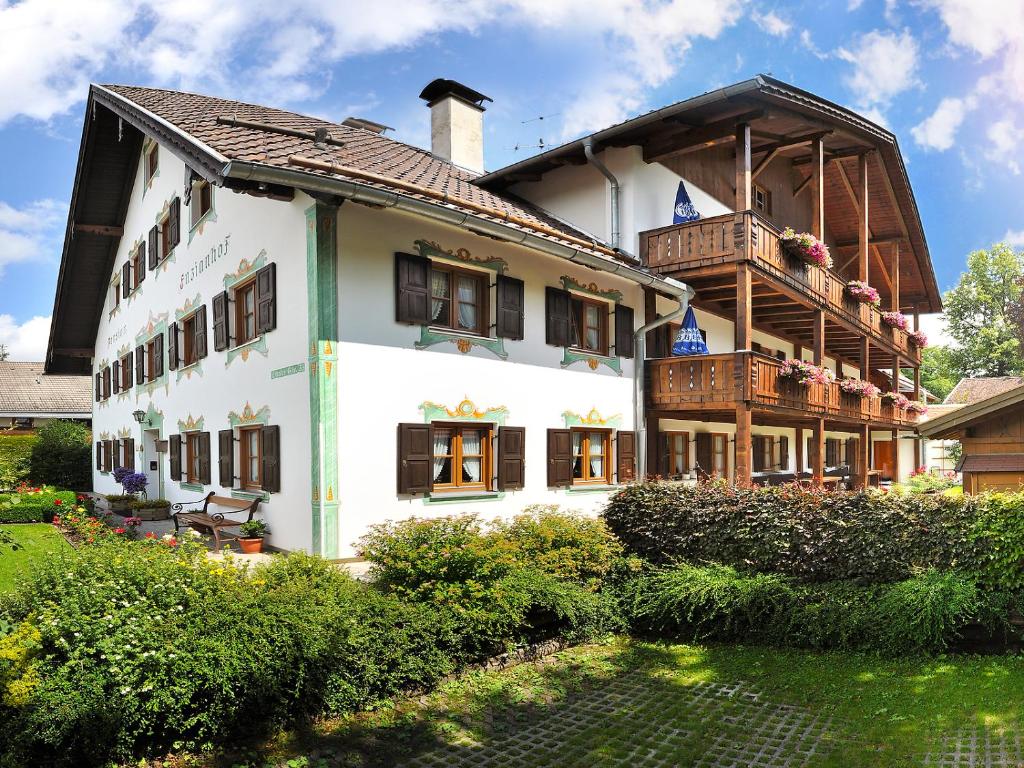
[[753, 183, 772, 216], [186, 433, 203, 483], [662, 431, 689, 478], [571, 428, 611, 485], [238, 426, 262, 490], [431, 423, 491, 491], [119, 438, 135, 470], [191, 180, 212, 227], [119, 353, 132, 390], [570, 296, 608, 355], [131, 245, 144, 289], [235, 278, 257, 345], [146, 338, 158, 380], [711, 433, 728, 478], [160, 217, 172, 261], [145, 143, 158, 181], [113, 278, 121, 310], [429, 264, 487, 336]]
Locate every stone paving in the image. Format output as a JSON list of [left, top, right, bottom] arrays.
[[926, 727, 1024, 767]]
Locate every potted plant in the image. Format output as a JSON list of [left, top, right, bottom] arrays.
[[107, 468, 149, 515], [881, 391, 910, 410], [845, 280, 880, 307], [906, 401, 928, 416], [129, 497, 172, 521], [237, 519, 268, 553], [780, 228, 833, 269], [881, 311, 909, 332], [778, 359, 835, 387], [838, 378, 879, 399], [909, 329, 928, 348]]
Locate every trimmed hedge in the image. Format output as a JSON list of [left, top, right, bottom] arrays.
[[603, 482, 1016, 585], [0, 488, 77, 523], [0, 434, 35, 489]]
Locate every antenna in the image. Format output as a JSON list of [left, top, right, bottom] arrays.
[[507, 112, 561, 153]]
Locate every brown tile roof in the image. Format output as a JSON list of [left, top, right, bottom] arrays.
[[956, 453, 1024, 473], [100, 85, 608, 256], [943, 377, 1024, 405], [0, 362, 91, 416]]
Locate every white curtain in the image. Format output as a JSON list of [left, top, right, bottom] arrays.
[[457, 276, 477, 330], [572, 431, 583, 478], [433, 429, 450, 481], [589, 431, 604, 478], [461, 429, 482, 482], [431, 271, 449, 322]]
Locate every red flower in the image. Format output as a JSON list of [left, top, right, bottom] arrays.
[[144, 532, 157, 539], [76, 496, 84, 502], [114, 528, 126, 534], [166, 539, 178, 547], [51, 517, 60, 525], [53, 499, 62, 506]]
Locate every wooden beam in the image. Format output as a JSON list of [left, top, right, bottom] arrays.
[[891, 241, 900, 311], [53, 347, 94, 358], [752, 130, 833, 158], [858, 152, 869, 283], [812, 417, 825, 485], [736, 262, 752, 350], [793, 172, 813, 197], [751, 146, 781, 182], [810, 137, 824, 240], [812, 309, 825, 365], [735, 403, 753, 486], [736, 123, 752, 211], [74, 224, 123, 237], [858, 424, 870, 489], [643, 109, 764, 163], [834, 235, 904, 248], [795, 426, 804, 473], [791, 146, 870, 166]]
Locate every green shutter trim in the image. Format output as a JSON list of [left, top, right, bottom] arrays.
[[561, 348, 622, 374], [561, 408, 623, 428], [414, 239, 508, 274], [415, 326, 508, 358], [560, 275, 624, 303], [306, 202, 340, 558]]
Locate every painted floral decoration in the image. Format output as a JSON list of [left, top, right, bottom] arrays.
[[839, 378, 879, 398], [781, 227, 833, 270], [881, 391, 911, 410], [845, 280, 880, 307], [778, 359, 835, 387], [881, 311, 909, 331], [909, 330, 928, 347]]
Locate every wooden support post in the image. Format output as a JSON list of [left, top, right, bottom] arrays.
[[860, 336, 870, 380], [858, 424, 870, 489], [735, 403, 752, 486], [812, 417, 825, 486], [891, 429, 900, 483], [891, 241, 900, 311], [646, 414, 660, 480], [812, 309, 824, 366], [913, 366, 921, 401], [811, 137, 825, 240], [858, 152, 869, 282], [795, 427, 804, 476], [892, 355, 900, 394], [643, 286, 658, 358], [736, 262, 752, 351], [736, 123, 752, 212]]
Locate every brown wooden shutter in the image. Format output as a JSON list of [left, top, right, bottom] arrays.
[[168, 197, 181, 248], [212, 291, 229, 351], [779, 436, 790, 471], [135, 344, 145, 383], [495, 275, 525, 340], [148, 226, 159, 267], [169, 434, 182, 481], [397, 423, 433, 494], [103, 440, 113, 472], [497, 426, 525, 490], [122, 263, 131, 298], [695, 433, 713, 479], [752, 436, 765, 472], [256, 263, 276, 334], [125, 351, 134, 388], [124, 438, 135, 471], [111, 359, 120, 394], [616, 430, 636, 482], [395, 252, 431, 325], [95, 441, 102, 470], [137, 243, 146, 283], [154, 333, 165, 377], [102, 366, 111, 399], [95, 372, 101, 402], [846, 438, 859, 474], [825, 438, 838, 467], [545, 287, 571, 347], [194, 305, 208, 359], [167, 323, 178, 370], [652, 324, 671, 359], [198, 431, 211, 484], [261, 425, 281, 492], [546, 428, 573, 487], [218, 429, 234, 487], [615, 304, 634, 358]]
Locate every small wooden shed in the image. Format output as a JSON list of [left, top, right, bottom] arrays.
[[917, 383, 1024, 493]]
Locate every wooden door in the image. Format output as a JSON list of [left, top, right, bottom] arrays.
[[873, 441, 895, 480]]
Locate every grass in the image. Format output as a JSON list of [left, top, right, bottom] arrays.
[[141, 638, 1024, 768], [0, 523, 67, 593]]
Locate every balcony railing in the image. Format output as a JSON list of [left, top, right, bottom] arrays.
[[647, 351, 918, 429], [640, 211, 920, 363]]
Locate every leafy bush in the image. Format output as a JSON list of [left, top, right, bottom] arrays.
[[129, 498, 169, 510], [27, 420, 91, 491], [0, 434, 35, 489], [0, 487, 77, 523], [622, 563, 1017, 654], [904, 468, 959, 494], [604, 481, 988, 584]]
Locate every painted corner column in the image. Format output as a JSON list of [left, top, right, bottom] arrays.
[[305, 201, 340, 558]]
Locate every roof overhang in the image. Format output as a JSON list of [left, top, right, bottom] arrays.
[[917, 383, 1024, 439]]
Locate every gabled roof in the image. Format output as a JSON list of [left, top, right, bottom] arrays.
[[918, 381, 1024, 439], [943, 377, 1024, 405], [0, 362, 91, 417]]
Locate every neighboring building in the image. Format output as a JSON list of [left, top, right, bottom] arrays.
[[918, 384, 1024, 493], [0, 362, 91, 432], [46, 74, 940, 555], [944, 376, 1024, 405]]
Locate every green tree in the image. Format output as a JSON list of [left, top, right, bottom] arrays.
[[918, 345, 959, 400], [0, 344, 8, 361], [28, 420, 92, 490], [943, 243, 1024, 376]]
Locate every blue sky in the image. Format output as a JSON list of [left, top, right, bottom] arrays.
[[0, 0, 1021, 358]]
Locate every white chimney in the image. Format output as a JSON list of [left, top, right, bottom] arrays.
[[419, 79, 492, 174]]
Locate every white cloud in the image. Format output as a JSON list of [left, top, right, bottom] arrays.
[[986, 119, 1024, 174], [0, 199, 65, 277], [754, 11, 790, 36], [918, 313, 953, 348], [911, 96, 975, 151], [0, 315, 51, 361], [836, 29, 920, 120], [799, 29, 828, 60], [1004, 229, 1024, 247]]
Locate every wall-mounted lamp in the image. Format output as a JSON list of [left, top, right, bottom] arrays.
[[132, 409, 147, 426]]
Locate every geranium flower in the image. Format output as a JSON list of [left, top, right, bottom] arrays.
[[53, 499, 62, 506], [114, 528, 126, 535]]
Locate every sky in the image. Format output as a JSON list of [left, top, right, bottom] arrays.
[[1, 0, 1022, 359]]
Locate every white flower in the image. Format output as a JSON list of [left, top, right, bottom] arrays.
[[161, 534, 174, 541]]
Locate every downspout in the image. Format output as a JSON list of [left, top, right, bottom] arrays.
[[583, 138, 622, 253], [633, 284, 695, 480]]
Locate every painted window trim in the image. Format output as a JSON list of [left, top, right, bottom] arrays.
[[188, 181, 215, 235]]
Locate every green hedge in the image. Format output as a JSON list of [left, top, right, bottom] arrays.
[[602, 482, 1023, 586], [0, 435, 36, 489], [620, 562, 1019, 654], [0, 489, 77, 523]]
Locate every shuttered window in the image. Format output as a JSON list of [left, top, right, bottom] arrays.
[[181, 306, 207, 367], [497, 426, 525, 490], [152, 333, 164, 378], [95, 372, 101, 402], [431, 423, 492, 491], [185, 432, 211, 485], [145, 143, 158, 182], [428, 264, 488, 336], [570, 296, 608, 355], [779, 436, 790, 471], [255, 264, 276, 334], [135, 344, 145, 384], [397, 423, 433, 494], [395, 253, 431, 325], [545, 287, 572, 347], [237, 279, 258, 345], [397, 422, 518, 495], [495, 275, 524, 340], [121, 263, 131, 299], [614, 304, 634, 358], [168, 323, 179, 371], [662, 431, 690, 478], [825, 438, 839, 468], [102, 366, 111, 399], [238, 427, 261, 489], [712, 434, 729, 477], [219, 429, 235, 487], [168, 196, 181, 251], [752, 436, 766, 472], [546, 428, 573, 487], [95, 441, 102, 470], [212, 290, 230, 351], [191, 180, 212, 227], [148, 226, 159, 269], [694, 433, 713, 479], [102, 439, 114, 472], [120, 438, 135, 471], [616, 430, 636, 482], [570, 428, 611, 485], [169, 434, 182, 480], [261, 425, 280, 493], [112, 360, 120, 395], [121, 351, 133, 389], [846, 437, 860, 475], [132, 242, 145, 288]]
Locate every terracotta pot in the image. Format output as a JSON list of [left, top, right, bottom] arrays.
[[239, 537, 263, 554]]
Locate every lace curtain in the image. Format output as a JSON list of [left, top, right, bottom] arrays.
[[457, 276, 477, 330], [431, 271, 449, 322], [432, 429, 450, 481], [461, 429, 481, 482]]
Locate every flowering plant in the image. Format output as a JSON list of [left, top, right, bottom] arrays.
[[881, 311, 909, 331], [906, 401, 929, 415], [778, 359, 835, 387], [112, 466, 133, 485], [120, 472, 148, 495], [845, 280, 880, 307], [881, 391, 911, 410], [838, 378, 879, 398], [781, 227, 833, 270], [909, 330, 928, 347]]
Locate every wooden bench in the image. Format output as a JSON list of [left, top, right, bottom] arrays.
[[170, 492, 261, 548]]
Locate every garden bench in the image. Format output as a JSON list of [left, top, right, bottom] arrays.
[[170, 492, 260, 549]]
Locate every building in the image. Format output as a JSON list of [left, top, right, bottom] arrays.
[[918, 383, 1024, 493], [944, 376, 1024, 405], [46, 75, 939, 555], [0, 362, 91, 432]]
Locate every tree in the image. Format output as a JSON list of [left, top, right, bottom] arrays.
[[943, 243, 1024, 376], [28, 420, 92, 490], [0, 344, 8, 361], [919, 345, 959, 401]]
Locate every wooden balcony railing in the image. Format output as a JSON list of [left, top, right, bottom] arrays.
[[647, 351, 919, 429], [640, 211, 920, 364]]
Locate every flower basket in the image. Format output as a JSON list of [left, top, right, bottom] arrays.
[[781, 227, 833, 270], [881, 311, 909, 332], [909, 330, 928, 348], [778, 359, 835, 387], [845, 280, 880, 307], [103, 494, 134, 514], [128, 498, 172, 521], [906, 401, 928, 415], [881, 391, 910, 410], [838, 378, 879, 399]]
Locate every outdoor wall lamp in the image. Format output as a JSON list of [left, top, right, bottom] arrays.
[[132, 409, 147, 425]]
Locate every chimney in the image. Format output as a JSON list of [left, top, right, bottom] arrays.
[[419, 78, 492, 174]]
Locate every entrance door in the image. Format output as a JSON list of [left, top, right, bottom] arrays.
[[143, 429, 162, 499], [873, 441, 895, 481]]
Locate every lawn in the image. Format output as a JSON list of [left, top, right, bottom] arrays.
[[155, 638, 1024, 768], [0, 523, 67, 593]]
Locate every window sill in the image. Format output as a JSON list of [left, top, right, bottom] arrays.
[[231, 488, 269, 503], [178, 360, 201, 373], [229, 334, 265, 353], [189, 209, 214, 234], [565, 484, 620, 494], [180, 482, 205, 492], [427, 326, 489, 340], [423, 490, 504, 504], [568, 347, 612, 359]]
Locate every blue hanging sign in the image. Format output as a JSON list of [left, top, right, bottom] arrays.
[[672, 181, 701, 224]]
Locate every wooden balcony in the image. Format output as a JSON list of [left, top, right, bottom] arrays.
[[640, 211, 921, 365], [646, 352, 918, 430]]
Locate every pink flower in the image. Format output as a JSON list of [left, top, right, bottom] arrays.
[[881, 311, 909, 331], [114, 527, 126, 535]]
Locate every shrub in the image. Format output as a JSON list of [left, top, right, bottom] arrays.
[[0, 434, 36, 489], [27, 420, 91, 491], [604, 481, 985, 584], [128, 498, 170, 510], [0, 487, 77, 523]]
